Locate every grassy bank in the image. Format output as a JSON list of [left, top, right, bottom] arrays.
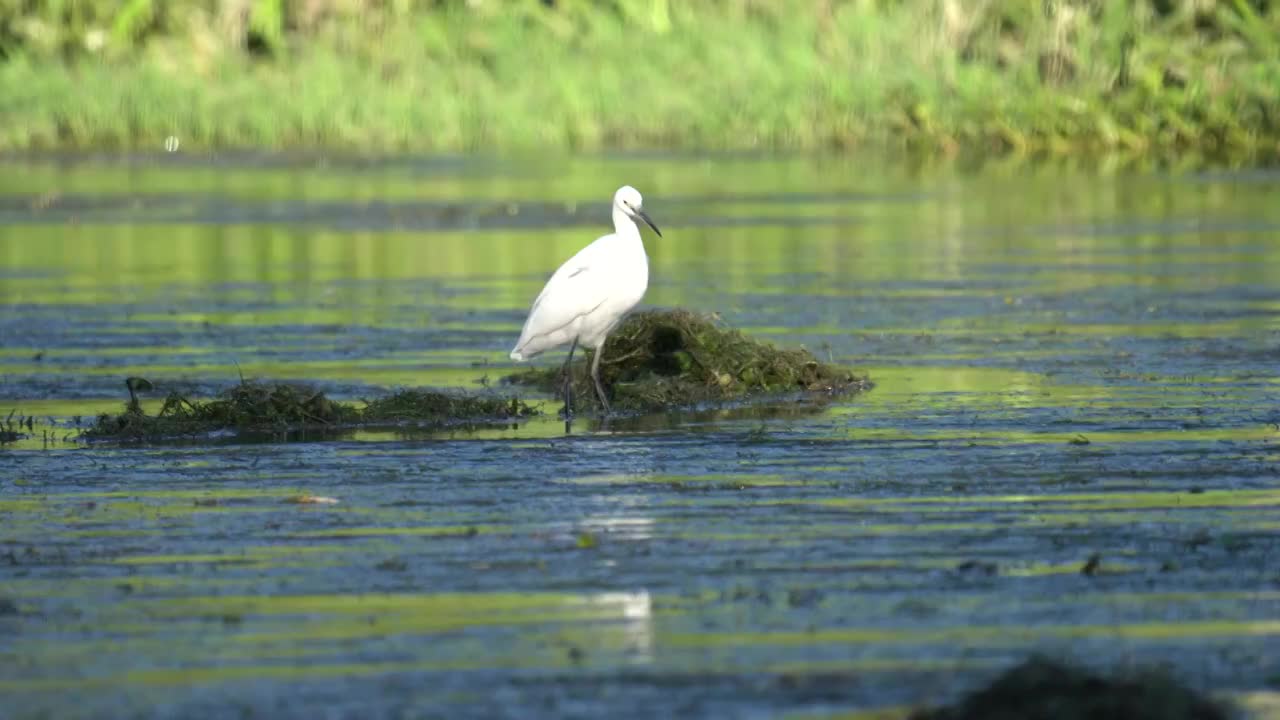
[[1, 1, 1278, 156]]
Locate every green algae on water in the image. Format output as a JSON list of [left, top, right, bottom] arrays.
[[84, 382, 535, 442], [505, 309, 871, 413]]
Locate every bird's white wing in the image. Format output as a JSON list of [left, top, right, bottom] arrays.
[[511, 236, 614, 358]]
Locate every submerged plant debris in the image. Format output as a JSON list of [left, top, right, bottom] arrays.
[[909, 657, 1232, 720], [505, 309, 871, 413], [85, 381, 536, 442]]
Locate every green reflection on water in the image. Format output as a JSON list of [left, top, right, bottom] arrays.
[[4, 158, 1279, 304]]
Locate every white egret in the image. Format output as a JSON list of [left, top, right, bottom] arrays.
[[509, 185, 662, 416]]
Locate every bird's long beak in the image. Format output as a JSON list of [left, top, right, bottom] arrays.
[[635, 209, 662, 237]]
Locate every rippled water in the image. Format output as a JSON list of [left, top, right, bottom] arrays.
[[1, 155, 1279, 719]]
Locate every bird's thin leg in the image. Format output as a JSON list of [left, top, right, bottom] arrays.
[[591, 343, 611, 416], [561, 338, 578, 418]]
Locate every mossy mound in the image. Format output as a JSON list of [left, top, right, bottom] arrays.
[[85, 382, 535, 442], [506, 309, 870, 413], [361, 389, 531, 424], [909, 657, 1232, 720]]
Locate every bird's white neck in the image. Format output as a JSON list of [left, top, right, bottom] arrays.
[[612, 205, 641, 242]]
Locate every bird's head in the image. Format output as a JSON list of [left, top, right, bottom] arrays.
[[614, 185, 662, 237]]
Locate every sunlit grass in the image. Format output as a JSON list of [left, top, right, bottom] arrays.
[[0, 2, 1277, 155]]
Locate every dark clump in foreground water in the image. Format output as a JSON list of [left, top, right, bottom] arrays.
[[910, 657, 1234, 720], [506, 308, 870, 412], [85, 381, 536, 441]]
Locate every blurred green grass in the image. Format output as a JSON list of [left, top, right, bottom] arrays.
[[0, 0, 1277, 156]]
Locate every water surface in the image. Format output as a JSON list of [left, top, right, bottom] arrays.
[[1, 154, 1279, 719]]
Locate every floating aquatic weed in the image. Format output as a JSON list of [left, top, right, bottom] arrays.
[[124, 376, 153, 413], [82, 310, 864, 439], [84, 381, 536, 442], [86, 382, 357, 441], [1080, 553, 1102, 576], [360, 389, 532, 425], [1, 408, 33, 443], [505, 309, 871, 413], [908, 656, 1232, 720]]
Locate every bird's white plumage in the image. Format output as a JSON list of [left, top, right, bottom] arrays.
[[510, 186, 653, 362]]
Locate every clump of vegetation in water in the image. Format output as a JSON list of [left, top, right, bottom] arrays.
[[361, 389, 531, 424], [506, 309, 870, 413], [0, 409, 34, 443], [85, 380, 535, 442], [908, 656, 1232, 720]]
